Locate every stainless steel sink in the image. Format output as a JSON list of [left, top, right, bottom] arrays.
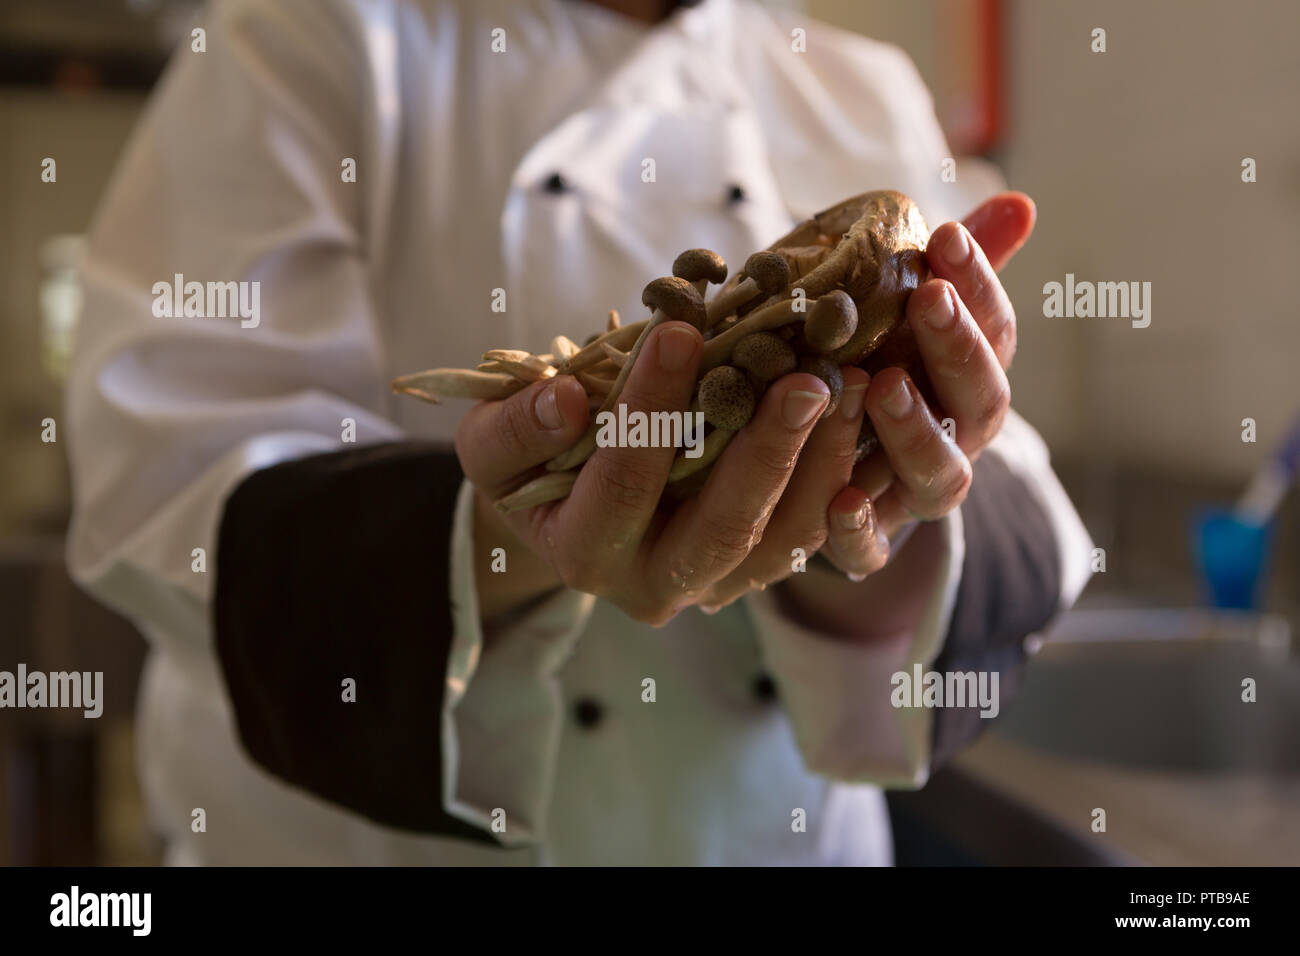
[[992, 608, 1299, 773]]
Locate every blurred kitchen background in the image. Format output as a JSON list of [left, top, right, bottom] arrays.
[[1, 0, 1296, 866]]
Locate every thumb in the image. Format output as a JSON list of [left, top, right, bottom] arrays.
[[454, 374, 590, 500], [961, 191, 1036, 272]]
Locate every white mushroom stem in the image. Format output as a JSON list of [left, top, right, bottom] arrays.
[[390, 368, 526, 404], [705, 279, 765, 328], [546, 312, 660, 469], [600, 342, 629, 368], [557, 319, 647, 374], [495, 470, 579, 513], [547, 425, 600, 471], [698, 298, 800, 372], [550, 335, 580, 361], [575, 369, 616, 395], [668, 428, 734, 482], [481, 349, 556, 382]]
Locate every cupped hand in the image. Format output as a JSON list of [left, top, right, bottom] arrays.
[[456, 321, 831, 625], [817, 190, 1036, 575]]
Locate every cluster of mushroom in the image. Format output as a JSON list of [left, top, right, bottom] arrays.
[[392, 189, 932, 513]]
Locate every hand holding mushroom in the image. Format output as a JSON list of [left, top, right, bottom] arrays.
[[410, 189, 1037, 623], [395, 189, 938, 509]]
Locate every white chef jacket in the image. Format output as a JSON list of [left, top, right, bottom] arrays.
[[65, 0, 1092, 865]]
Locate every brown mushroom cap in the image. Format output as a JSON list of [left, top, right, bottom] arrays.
[[804, 289, 859, 353], [731, 332, 796, 385], [672, 248, 728, 286], [642, 276, 707, 329], [698, 365, 756, 430], [798, 355, 844, 419], [743, 250, 792, 294]]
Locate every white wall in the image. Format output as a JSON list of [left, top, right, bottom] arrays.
[[809, 0, 1300, 481]]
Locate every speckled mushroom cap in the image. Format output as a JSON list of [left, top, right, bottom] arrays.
[[805, 290, 859, 353], [697, 365, 756, 430], [672, 248, 728, 286], [642, 276, 707, 330], [797, 355, 844, 419], [731, 332, 797, 385], [742, 250, 792, 294]]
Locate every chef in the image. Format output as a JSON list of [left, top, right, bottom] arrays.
[[66, 0, 1092, 865]]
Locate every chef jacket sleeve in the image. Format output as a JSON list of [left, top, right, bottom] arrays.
[[743, 410, 1092, 786], [64, 0, 592, 845], [214, 446, 594, 844]]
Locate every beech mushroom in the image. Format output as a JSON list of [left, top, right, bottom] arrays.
[[798, 355, 843, 419], [705, 251, 791, 327], [697, 287, 855, 373], [731, 332, 796, 385], [802, 289, 858, 353], [673, 248, 728, 297], [390, 368, 526, 403], [547, 276, 706, 471], [697, 365, 755, 430], [496, 470, 579, 513], [392, 188, 937, 512], [668, 426, 734, 482]]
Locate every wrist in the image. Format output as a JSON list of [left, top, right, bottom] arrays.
[[472, 488, 563, 622]]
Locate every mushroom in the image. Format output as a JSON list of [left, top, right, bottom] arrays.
[[672, 248, 727, 297], [558, 319, 648, 373], [496, 470, 579, 513], [392, 188, 937, 512], [731, 332, 797, 385], [551, 335, 580, 362], [802, 289, 858, 353], [704, 251, 791, 328], [597, 275, 706, 411], [600, 342, 629, 368], [697, 365, 755, 430], [797, 355, 844, 419], [696, 288, 855, 373], [390, 368, 527, 404], [667, 426, 734, 483], [547, 276, 706, 471], [481, 349, 556, 382]]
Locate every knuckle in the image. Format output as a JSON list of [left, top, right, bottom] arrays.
[[748, 441, 799, 487], [946, 321, 984, 374], [491, 399, 532, 459], [697, 513, 760, 567], [963, 263, 998, 315], [592, 457, 660, 513], [897, 419, 938, 457], [987, 310, 1018, 359], [938, 457, 974, 509], [974, 382, 1011, 439], [552, 547, 603, 594]]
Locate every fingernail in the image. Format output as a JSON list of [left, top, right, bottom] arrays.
[[840, 382, 867, 420], [943, 224, 971, 266], [783, 389, 829, 429], [534, 383, 564, 429], [880, 378, 914, 419], [922, 286, 956, 331], [847, 571, 868, 583], [657, 326, 698, 372], [700, 604, 721, 615], [836, 502, 868, 531]]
